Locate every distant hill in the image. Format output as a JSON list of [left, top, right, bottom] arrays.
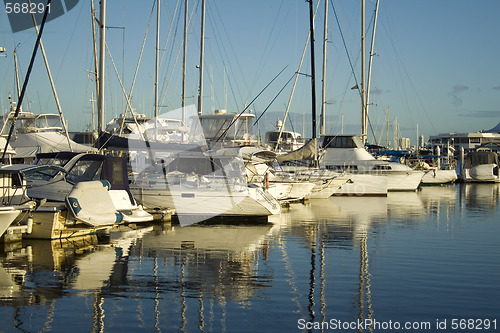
[[485, 121, 500, 133]]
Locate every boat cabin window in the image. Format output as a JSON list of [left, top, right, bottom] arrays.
[[234, 117, 255, 141], [23, 167, 62, 182], [372, 165, 392, 170], [111, 158, 125, 185], [0, 173, 23, 189], [198, 115, 255, 142], [322, 136, 363, 149], [35, 115, 63, 130], [66, 160, 103, 184], [326, 165, 358, 171], [199, 118, 231, 140], [266, 132, 302, 143], [11, 173, 23, 188], [4, 117, 35, 133]]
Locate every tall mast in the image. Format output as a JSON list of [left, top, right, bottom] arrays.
[[182, 0, 188, 116], [361, 0, 366, 142], [97, 0, 106, 134], [155, 0, 160, 120], [198, 0, 205, 116], [13, 49, 22, 110], [29, 4, 72, 150], [308, 0, 317, 140], [365, 0, 379, 141], [320, 0, 328, 136], [91, 0, 99, 127]]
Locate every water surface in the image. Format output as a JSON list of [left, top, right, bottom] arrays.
[[0, 184, 499, 332]]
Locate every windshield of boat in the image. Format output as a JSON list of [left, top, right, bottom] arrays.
[[35, 115, 63, 130], [66, 160, 104, 184], [23, 167, 65, 181], [1, 114, 62, 134]]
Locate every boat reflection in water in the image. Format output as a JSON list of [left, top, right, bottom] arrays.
[[0, 184, 498, 332], [461, 182, 500, 212]]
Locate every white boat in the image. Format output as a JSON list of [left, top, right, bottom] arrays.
[[0, 207, 21, 238], [418, 143, 458, 185], [0, 162, 38, 238], [278, 165, 350, 199], [240, 147, 319, 201], [0, 111, 93, 164], [194, 109, 258, 148], [460, 149, 500, 183], [421, 168, 458, 185], [319, 135, 424, 192], [23, 152, 154, 226], [131, 150, 281, 226], [373, 147, 458, 185], [265, 119, 304, 152]]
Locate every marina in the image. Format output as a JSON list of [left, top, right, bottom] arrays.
[[0, 183, 499, 332]]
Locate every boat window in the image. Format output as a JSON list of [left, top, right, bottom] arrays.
[[66, 160, 103, 184], [326, 165, 358, 171], [35, 115, 63, 129], [11, 173, 23, 188], [266, 132, 280, 143], [23, 168, 62, 181], [1, 173, 23, 188], [372, 165, 392, 170], [200, 118, 231, 140], [111, 158, 124, 185], [234, 117, 255, 141], [322, 136, 360, 148]]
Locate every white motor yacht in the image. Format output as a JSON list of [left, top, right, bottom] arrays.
[[319, 135, 424, 192]]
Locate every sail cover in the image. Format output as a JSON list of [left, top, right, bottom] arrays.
[[276, 138, 317, 162]]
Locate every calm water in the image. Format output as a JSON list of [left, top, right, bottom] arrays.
[[1, 184, 499, 332]]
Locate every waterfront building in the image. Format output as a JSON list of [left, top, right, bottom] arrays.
[[428, 122, 500, 154]]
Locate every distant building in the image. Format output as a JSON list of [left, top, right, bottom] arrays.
[[399, 137, 411, 150], [428, 121, 500, 154]]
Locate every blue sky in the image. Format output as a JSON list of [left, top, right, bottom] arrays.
[[1, 0, 499, 146]]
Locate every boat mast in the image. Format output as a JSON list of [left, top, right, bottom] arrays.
[[182, 0, 188, 121], [320, 0, 328, 136], [91, 0, 99, 134], [361, 0, 366, 142], [198, 0, 205, 116], [2, 0, 51, 160], [29, 3, 73, 151], [365, 0, 379, 143], [13, 49, 22, 111], [307, 0, 317, 141], [97, 0, 106, 134], [155, 0, 160, 139]]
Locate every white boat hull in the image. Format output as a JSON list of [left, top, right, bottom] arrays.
[[421, 169, 458, 184], [0, 207, 21, 237], [267, 181, 315, 201], [309, 178, 349, 199], [132, 184, 280, 226], [386, 170, 425, 191], [463, 164, 500, 183], [331, 174, 387, 197]]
